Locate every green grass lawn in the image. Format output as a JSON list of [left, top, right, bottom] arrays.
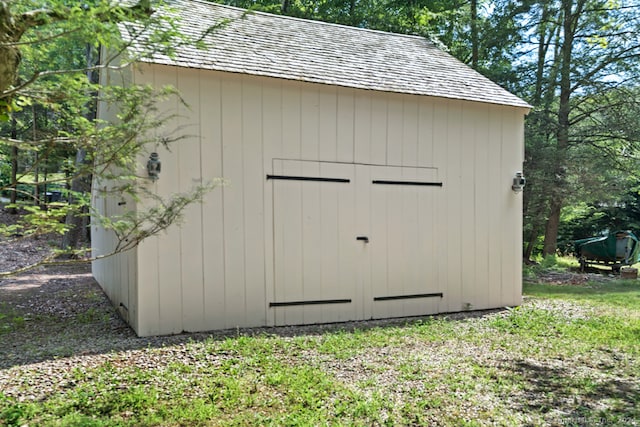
[[525, 279, 640, 312], [1, 277, 639, 426]]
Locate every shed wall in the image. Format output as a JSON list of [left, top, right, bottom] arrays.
[[98, 64, 524, 336], [92, 63, 139, 331]]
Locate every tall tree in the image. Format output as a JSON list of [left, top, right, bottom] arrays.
[[0, 0, 215, 275], [519, 0, 640, 256]]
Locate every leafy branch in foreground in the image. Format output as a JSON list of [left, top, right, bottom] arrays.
[[0, 80, 220, 276], [0, 0, 222, 276], [0, 181, 221, 278]]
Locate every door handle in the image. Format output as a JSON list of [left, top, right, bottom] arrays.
[[356, 236, 369, 243]]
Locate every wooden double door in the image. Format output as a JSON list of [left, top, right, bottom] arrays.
[[270, 160, 442, 326]]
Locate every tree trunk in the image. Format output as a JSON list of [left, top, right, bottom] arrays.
[[32, 105, 39, 206], [61, 44, 97, 253], [0, 2, 21, 96], [524, 200, 548, 260], [542, 199, 562, 256], [533, 2, 552, 104], [541, 0, 578, 256], [61, 148, 91, 252], [524, 224, 540, 260], [8, 115, 17, 214], [470, 0, 478, 69], [349, 0, 356, 25]]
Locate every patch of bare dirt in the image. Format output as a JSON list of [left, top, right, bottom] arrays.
[[534, 270, 614, 285]]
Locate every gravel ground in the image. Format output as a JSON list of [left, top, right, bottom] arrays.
[[1, 216, 638, 425], [0, 206, 58, 277], [0, 262, 507, 372]]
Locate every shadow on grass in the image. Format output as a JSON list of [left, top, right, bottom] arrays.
[[510, 359, 639, 423], [1, 264, 503, 370]]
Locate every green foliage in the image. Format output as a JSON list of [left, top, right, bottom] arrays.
[[0, 0, 219, 275], [520, 2, 640, 256]]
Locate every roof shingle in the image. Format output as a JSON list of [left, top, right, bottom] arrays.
[[128, 0, 530, 108]]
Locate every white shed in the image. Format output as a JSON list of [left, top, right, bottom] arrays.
[[92, 0, 531, 337]]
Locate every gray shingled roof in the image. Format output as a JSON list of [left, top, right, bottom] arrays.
[[127, 0, 530, 108]]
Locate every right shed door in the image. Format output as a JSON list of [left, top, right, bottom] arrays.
[[357, 165, 442, 320]]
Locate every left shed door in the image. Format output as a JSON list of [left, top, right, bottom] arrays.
[[270, 160, 360, 326]]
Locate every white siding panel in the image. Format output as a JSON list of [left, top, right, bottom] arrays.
[[514, 109, 525, 306], [152, 66, 184, 335], [318, 86, 338, 162], [444, 100, 463, 312], [369, 94, 388, 165], [177, 68, 206, 332], [221, 75, 247, 327], [386, 97, 403, 166], [272, 160, 304, 325], [354, 165, 371, 320], [300, 86, 320, 159], [336, 90, 355, 163], [200, 73, 227, 330], [242, 77, 267, 326], [354, 93, 372, 164], [488, 107, 504, 308], [472, 105, 491, 310], [460, 105, 478, 311], [501, 109, 524, 307], [402, 99, 419, 167], [282, 84, 301, 159], [136, 238, 160, 336], [417, 99, 434, 167], [334, 163, 359, 321], [432, 100, 448, 312], [263, 79, 283, 160], [261, 80, 282, 326]]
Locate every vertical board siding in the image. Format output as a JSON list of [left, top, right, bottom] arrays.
[[354, 93, 372, 164], [368, 165, 439, 319], [93, 62, 140, 330], [503, 109, 524, 307], [354, 165, 371, 321], [261, 80, 282, 326], [432, 101, 448, 311], [336, 90, 355, 163], [241, 77, 266, 327], [401, 99, 419, 167], [417, 99, 435, 167], [147, 65, 183, 335], [369, 93, 388, 165], [487, 107, 504, 309], [200, 72, 227, 330], [318, 86, 338, 162], [460, 104, 479, 310], [473, 105, 491, 310], [281, 84, 302, 159], [221, 75, 248, 327], [271, 160, 356, 325], [300, 86, 320, 159], [177, 68, 206, 332], [386, 97, 404, 165], [444, 100, 464, 312], [103, 65, 525, 335]]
